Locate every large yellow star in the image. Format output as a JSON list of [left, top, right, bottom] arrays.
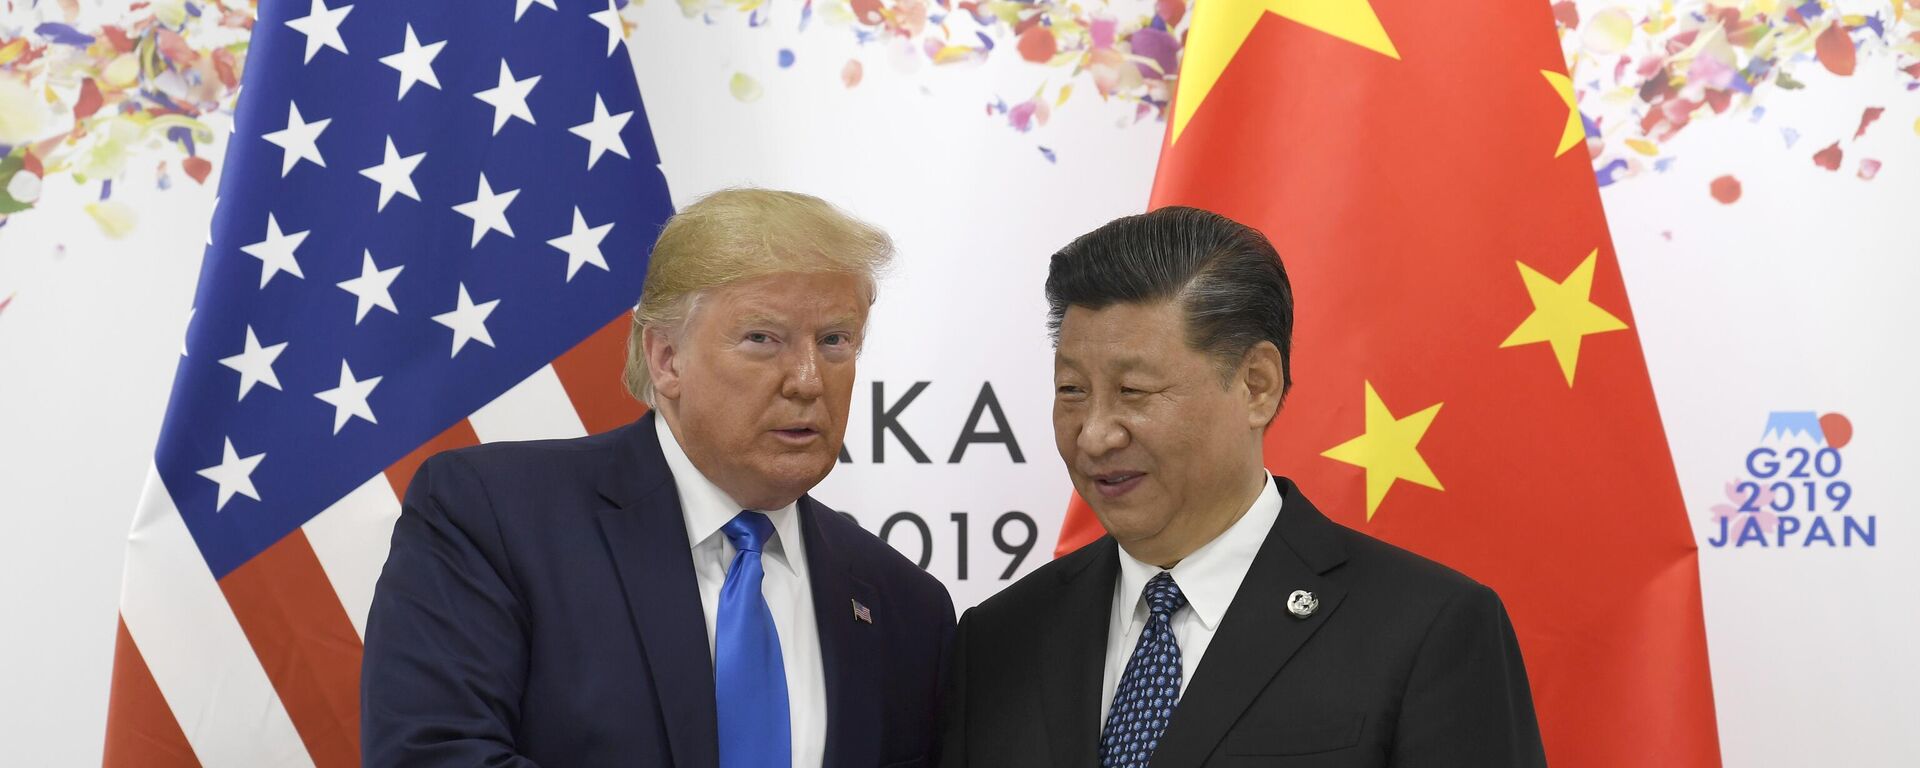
[[1321, 381, 1444, 522], [1542, 69, 1584, 157], [1170, 0, 1399, 145], [1499, 250, 1628, 387]]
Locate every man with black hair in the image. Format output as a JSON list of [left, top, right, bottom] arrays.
[[940, 206, 1546, 767]]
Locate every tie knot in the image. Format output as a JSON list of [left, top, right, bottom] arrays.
[[723, 511, 776, 553], [1143, 572, 1186, 617]]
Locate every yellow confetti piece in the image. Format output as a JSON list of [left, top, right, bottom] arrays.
[[1913, 117, 1920, 137], [104, 54, 141, 89], [0, 78, 46, 144], [1056, 84, 1074, 107], [931, 45, 975, 64], [1626, 138, 1660, 156], [0, 39, 26, 66], [1585, 9, 1635, 55], [729, 72, 763, 102], [85, 201, 137, 239]]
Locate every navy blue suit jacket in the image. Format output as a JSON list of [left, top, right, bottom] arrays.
[[362, 413, 956, 767]]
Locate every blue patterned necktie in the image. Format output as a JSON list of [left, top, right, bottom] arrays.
[[714, 511, 791, 768], [1099, 571, 1188, 768]]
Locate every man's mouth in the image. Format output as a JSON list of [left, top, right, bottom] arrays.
[[1090, 471, 1146, 498], [772, 426, 822, 443]]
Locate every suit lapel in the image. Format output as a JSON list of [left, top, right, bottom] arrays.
[[593, 413, 720, 768], [1150, 478, 1352, 768], [802, 500, 884, 767], [1040, 538, 1119, 768]]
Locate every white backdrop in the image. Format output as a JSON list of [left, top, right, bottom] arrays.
[[3, 0, 1917, 764]]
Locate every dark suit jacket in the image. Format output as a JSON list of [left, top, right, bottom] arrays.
[[940, 477, 1545, 767], [362, 413, 956, 767]]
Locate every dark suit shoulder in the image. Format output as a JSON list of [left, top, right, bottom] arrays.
[[809, 500, 954, 614], [967, 536, 1109, 623], [1316, 517, 1507, 628]]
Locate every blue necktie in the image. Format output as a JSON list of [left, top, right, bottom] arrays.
[[715, 511, 791, 768], [1099, 572, 1187, 768]]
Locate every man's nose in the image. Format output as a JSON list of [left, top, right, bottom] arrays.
[[782, 343, 825, 400], [1076, 397, 1128, 457]]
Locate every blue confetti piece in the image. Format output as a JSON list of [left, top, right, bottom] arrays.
[[1580, 112, 1600, 141], [778, 49, 795, 68], [186, 3, 202, 18], [1795, 0, 1820, 19], [1654, 157, 1675, 173], [1038, 146, 1057, 164], [748, 7, 768, 27], [34, 23, 95, 46], [800, 0, 814, 31], [1595, 158, 1629, 187], [1781, 127, 1800, 148], [1750, 106, 1767, 123], [101, 179, 113, 201], [1863, 15, 1885, 37], [976, 31, 995, 50]]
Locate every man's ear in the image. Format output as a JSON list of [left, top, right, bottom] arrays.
[[642, 324, 683, 401], [1241, 341, 1285, 429]]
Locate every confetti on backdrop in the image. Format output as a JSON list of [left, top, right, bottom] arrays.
[[1557, 0, 1920, 194], [0, 0, 253, 231], [3, 0, 1917, 232]]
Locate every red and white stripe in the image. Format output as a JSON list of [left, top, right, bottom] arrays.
[[103, 318, 642, 768]]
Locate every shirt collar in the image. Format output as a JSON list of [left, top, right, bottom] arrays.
[[1115, 472, 1283, 632], [654, 414, 799, 568]]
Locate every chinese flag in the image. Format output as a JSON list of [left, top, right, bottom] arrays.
[[1054, 0, 1722, 764]]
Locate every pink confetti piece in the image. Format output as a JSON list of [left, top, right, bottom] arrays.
[[1710, 175, 1741, 204], [1853, 107, 1884, 140], [1814, 22, 1856, 77], [1857, 158, 1881, 180], [1812, 142, 1844, 171]]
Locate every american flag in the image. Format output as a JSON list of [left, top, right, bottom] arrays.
[[102, 1, 673, 765]]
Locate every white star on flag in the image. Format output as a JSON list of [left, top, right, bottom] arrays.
[[196, 437, 265, 512], [285, 0, 353, 64], [589, 0, 626, 56], [337, 250, 404, 323], [452, 173, 518, 247], [359, 136, 427, 211], [261, 102, 329, 177], [240, 213, 309, 288], [547, 207, 615, 281], [314, 360, 383, 434], [474, 60, 541, 135], [568, 94, 632, 170], [515, 0, 558, 22], [432, 283, 501, 356], [217, 326, 289, 400], [379, 23, 445, 99]]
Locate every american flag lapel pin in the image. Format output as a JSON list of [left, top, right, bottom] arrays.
[[851, 598, 873, 624]]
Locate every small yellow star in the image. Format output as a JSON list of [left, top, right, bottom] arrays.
[[1321, 381, 1444, 522], [1499, 250, 1628, 387], [1171, 0, 1399, 145], [1542, 69, 1584, 158]]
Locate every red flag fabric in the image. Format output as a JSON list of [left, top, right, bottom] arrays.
[[1055, 1, 1721, 765]]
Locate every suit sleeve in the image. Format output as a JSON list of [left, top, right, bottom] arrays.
[[935, 608, 972, 768], [361, 453, 541, 768], [1386, 583, 1547, 768]]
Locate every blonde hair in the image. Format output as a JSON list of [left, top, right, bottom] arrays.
[[623, 188, 895, 403]]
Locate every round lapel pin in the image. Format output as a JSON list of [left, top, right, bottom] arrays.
[[1286, 589, 1318, 618]]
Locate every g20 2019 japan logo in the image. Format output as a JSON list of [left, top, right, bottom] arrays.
[[1707, 411, 1874, 549]]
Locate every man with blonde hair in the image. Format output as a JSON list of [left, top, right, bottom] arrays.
[[363, 189, 955, 768]]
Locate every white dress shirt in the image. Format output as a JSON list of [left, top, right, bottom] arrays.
[[656, 416, 827, 768], [1099, 473, 1284, 722]]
